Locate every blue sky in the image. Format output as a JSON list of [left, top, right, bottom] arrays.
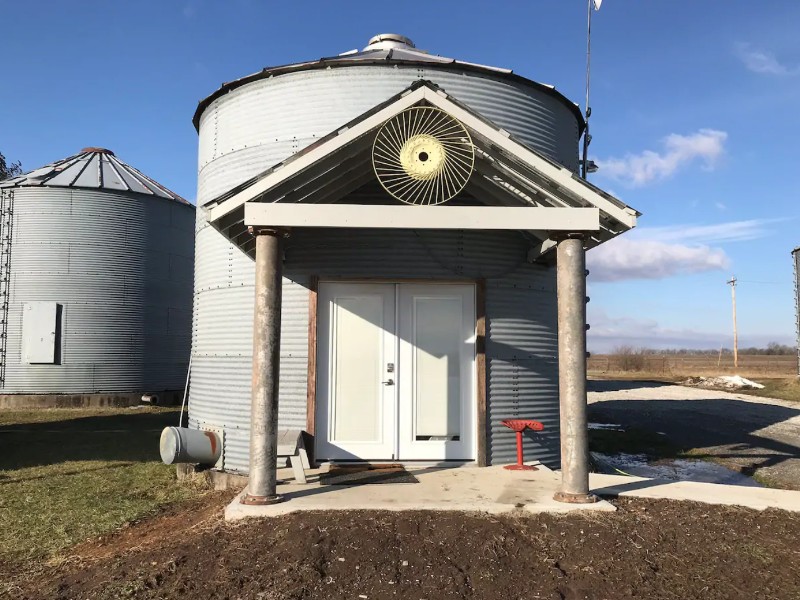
[[1, 1, 798, 352]]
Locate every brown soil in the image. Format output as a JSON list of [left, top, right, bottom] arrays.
[[5, 496, 800, 600]]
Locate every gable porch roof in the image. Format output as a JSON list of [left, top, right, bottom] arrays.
[[203, 80, 639, 257]]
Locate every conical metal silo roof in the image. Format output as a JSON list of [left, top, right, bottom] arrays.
[[0, 147, 189, 204]]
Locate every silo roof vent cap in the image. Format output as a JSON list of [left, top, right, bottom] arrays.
[[364, 33, 416, 51], [80, 147, 115, 156]]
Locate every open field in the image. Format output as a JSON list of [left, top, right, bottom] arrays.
[[0, 407, 207, 566], [589, 353, 797, 379]]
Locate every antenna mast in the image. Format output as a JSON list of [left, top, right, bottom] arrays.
[[581, 0, 600, 179]]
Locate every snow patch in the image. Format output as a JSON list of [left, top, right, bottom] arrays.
[[593, 452, 761, 487], [682, 375, 765, 390]]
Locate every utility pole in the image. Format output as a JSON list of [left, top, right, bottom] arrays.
[[727, 276, 738, 369]]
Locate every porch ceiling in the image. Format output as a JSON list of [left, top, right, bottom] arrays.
[[205, 80, 640, 257]]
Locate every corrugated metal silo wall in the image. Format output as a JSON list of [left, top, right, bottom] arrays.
[[196, 66, 580, 202], [193, 64, 576, 472], [191, 225, 559, 473], [3, 187, 195, 393]]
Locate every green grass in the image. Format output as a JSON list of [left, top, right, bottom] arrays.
[[0, 407, 202, 564], [738, 377, 800, 403], [0, 406, 177, 426]]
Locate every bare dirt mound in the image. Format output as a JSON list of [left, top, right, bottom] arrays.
[[9, 498, 800, 600]]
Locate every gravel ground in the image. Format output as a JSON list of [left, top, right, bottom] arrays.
[[588, 380, 800, 489]]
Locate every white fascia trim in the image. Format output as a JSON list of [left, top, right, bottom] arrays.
[[420, 88, 638, 229], [207, 87, 429, 223], [244, 203, 600, 231]]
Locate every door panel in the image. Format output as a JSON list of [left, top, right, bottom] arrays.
[[398, 284, 475, 461], [316, 283, 396, 460], [315, 282, 476, 463], [412, 297, 463, 439]]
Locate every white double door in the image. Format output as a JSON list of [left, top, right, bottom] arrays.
[[316, 282, 476, 462]]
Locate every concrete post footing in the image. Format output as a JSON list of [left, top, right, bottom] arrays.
[[240, 492, 284, 506], [553, 491, 599, 504]]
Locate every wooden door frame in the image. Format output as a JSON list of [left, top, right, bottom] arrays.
[[305, 277, 489, 467]]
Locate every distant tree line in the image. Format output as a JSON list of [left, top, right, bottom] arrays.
[[610, 342, 796, 357]]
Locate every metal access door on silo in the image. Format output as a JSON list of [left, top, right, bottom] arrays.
[[21, 302, 59, 364], [314, 282, 476, 463]]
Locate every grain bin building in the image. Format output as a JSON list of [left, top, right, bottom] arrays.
[[189, 34, 640, 504], [0, 148, 195, 406]]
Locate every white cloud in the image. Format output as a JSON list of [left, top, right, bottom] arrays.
[[587, 237, 728, 283], [595, 129, 727, 187], [588, 309, 712, 352], [586, 309, 795, 353], [736, 43, 799, 76], [587, 219, 780, 283], [632, 219, 776, 245]]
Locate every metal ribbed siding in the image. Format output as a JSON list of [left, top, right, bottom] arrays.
[[191, 224, 558, 472], [197, 66, 580, 202], [486, 282, 560, 466], [192, 62, 575, 472], [3, 187, 194, 394], [191, 202, 311, 472], [290, 228, 560, 467]]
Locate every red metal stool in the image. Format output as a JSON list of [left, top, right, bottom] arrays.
[[501, 419, 544, 471]]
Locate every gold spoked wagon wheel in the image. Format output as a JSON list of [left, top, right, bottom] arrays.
[[372, 106, 475, 205]]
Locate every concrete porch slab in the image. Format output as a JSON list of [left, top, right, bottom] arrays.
[[225, 464, 616, 521], [590, 472, 800, 512]]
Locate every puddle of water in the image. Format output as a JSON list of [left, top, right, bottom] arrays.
[[593, 452, 761, 487]]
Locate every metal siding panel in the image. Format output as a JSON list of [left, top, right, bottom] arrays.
[[189, 269, 310, 473], [192, 220, 559, 472], [487, 358, 560, 467], [2, 188, 195, 393], [486, 268, 560, 467]]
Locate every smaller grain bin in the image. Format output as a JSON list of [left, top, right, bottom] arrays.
[[0, 148, 195, 407]]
